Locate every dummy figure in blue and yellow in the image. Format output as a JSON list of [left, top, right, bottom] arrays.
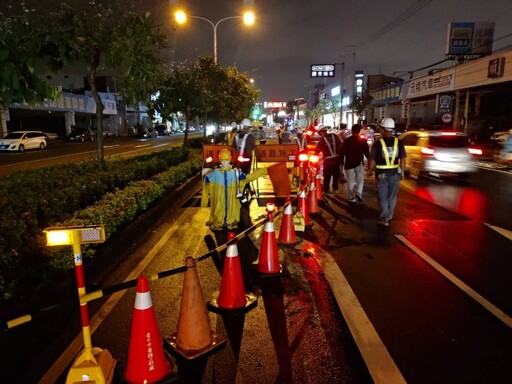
[[201, 149, 267, 231]]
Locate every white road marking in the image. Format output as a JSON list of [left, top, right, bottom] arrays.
[[396, 235, 512, 329], [316, 250, 407, 384], [484, 223, 512, 240], [39, 206, 195, 384]]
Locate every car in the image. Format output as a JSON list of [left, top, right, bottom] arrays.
[[0, 131, 48, 152], [154, 124, 171, 136], [138, 127, 157, 138], [399, 130, 479, 179], [40, 131, 60, 141], [67, 127, 95, 142]]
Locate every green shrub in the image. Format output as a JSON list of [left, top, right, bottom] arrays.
[[0, 148, 202, 302]]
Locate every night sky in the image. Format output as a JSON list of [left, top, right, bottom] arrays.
[[166, 0, 512, 102]]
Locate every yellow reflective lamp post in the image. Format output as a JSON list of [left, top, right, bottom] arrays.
[[43, 225, 115, 384], [174, 9, 255, 64]]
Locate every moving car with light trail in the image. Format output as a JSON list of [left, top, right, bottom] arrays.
[[399, 130, 481, 179]]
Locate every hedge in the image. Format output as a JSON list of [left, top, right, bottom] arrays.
[[0, 137, 206, 302]]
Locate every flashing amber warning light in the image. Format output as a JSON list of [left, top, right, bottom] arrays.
[[44, 225, 106, 246], [266, 202, 276, 212]]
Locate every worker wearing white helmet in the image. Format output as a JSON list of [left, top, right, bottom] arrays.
[[367, 117, 407, 226]]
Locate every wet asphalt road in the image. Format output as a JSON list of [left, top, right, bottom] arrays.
[[2, 171, 512, 383]]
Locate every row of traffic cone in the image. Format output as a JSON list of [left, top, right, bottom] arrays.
[[123, 184, 319, 382]]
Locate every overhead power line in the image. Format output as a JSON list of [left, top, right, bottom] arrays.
[[358, 0, 435, 49]]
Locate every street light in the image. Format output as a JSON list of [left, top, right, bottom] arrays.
[[174, 10, 255, 64]]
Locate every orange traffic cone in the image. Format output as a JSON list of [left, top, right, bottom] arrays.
[[315, 173, 323, 201], [257, 203, 283, 276], [298, 188, 310, 227], [165, 257, 226, 359], [209, 232, 257, 313], [125, 276, 176, 383], [308, 180, 320, 214], [278, 197, 298, 245]]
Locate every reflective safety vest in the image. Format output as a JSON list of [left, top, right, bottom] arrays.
[[235, 133, 251, 161], [322, 135, 340, 160], [376, 138, 399, 169], [294, 135, 307, 150]]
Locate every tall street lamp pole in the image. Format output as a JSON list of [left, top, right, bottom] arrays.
[[174, 11, 255, 65]]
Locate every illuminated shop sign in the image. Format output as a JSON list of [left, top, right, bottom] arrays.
[[263, 101, 287, 109], [310, 64, 335, 78]]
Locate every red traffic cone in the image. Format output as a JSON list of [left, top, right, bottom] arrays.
[[308, 181, 320, 214], [125, 276, 175, 384], [217, 232, 249, 310], [298, 188, 310, 227], [257, 203, 283, 275], [315, 173, 324, 201], [166, 257, 226, 359], [278, 197, 297, 245]]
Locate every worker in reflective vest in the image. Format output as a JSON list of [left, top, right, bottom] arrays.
[[293, 129, 308, 151], [232, 121, 256, 174], [315, 126, 342, 194], [367, 117, 407, 226]]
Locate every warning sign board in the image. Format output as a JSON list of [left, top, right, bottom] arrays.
[[255, 144, 299, 162]]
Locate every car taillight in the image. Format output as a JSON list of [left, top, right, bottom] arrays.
[[298, 152, 309, 162], [468, 147, 483, 156], [309, 154, 320, 163], [420, 147, 435, 156], [359, 133, 366, 140]]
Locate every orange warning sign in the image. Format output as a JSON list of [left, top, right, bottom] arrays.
[[255, 144, 299, 162]]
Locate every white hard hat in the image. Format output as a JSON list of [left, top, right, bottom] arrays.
[[230, 122, 237, 128], [379, 117, 395, 130], [241, 118, 252, 127]]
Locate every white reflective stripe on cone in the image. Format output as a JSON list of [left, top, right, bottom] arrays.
[[134, 291, 153, 310], [226, 244, 239, 258], [264, 222, 275, 232], [284, 204, 293, 214]]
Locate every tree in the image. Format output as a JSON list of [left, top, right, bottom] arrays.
[[31, 1, 167, 161], [153, 57, 259, 147], [153, 62, 206, 147], [349, 89, 374, 123], [110, 12, 165, 128], [0, 16, 58, 137]]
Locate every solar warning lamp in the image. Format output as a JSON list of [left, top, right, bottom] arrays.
[[43, 225, 115, 384]]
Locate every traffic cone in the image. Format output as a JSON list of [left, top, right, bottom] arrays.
[[125, 276, 176, 383], [278, 197, 298, 245], [315, 173, 324, 201], [165, 257, 226, 359], [208, 232, 257, 313], [257, 203, 283, 276], [298, 188, 310, 227], [308, 180, 320, 214]]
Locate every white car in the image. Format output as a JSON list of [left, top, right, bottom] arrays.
[[399, 130, 478, 179], [0, 131, 47, 152]]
